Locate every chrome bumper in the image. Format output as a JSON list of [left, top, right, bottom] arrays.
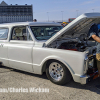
[[80, 71, 98, 84], [80, 75, 90, 84]]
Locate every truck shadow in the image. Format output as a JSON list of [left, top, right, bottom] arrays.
[[11, 68, 100, 94], [0, 66, 100, 94], [0, 65, 48, 79], [65, 78, 100, 94], [16, 69, 100, 94]]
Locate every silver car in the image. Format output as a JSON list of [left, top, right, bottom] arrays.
[[0, 13, 99, 85]]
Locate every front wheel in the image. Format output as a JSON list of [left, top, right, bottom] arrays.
[[46, 60, 72, 85]]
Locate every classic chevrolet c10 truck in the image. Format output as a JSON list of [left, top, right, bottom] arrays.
[[0, 13, 99, 85]]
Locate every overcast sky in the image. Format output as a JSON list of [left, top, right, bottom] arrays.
[[1, 0, 100, 22]]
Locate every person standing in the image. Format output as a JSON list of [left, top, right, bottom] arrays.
[[88, 23, 100, 90], [33, 19, 37, 22]]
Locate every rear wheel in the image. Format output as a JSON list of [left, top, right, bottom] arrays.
[[46, 60, 72, 85]]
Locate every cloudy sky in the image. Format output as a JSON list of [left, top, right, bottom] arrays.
[[1, 0, 100, 21]]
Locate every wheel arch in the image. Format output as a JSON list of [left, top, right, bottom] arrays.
[[41, 56, 75, 78]]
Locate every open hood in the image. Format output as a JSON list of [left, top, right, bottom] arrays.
[[44, 13, 100, 47]]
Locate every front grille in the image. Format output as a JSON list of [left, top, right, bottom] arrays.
[[87, 55, 97, 75]]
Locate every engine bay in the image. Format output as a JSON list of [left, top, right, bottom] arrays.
[[58, 41, 87, 52], [46, 28, 97, 53]]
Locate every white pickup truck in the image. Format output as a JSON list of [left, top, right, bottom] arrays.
[[0, 13, 99, 85]]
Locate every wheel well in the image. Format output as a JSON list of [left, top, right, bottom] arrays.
[[42, 59, 71, 74], [42, 59, 54, 73], [42, 59, 73, 82]]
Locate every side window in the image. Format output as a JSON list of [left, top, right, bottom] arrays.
[[0, 28, 8, 40], [11, 26, 32, 41]]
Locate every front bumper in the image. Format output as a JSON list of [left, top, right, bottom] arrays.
[[80, 71, 99, 84]]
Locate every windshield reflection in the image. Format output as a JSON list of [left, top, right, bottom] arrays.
[[30, 26, 62, 40]]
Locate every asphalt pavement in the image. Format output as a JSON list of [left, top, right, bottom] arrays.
[[0, 65, 100, 100]]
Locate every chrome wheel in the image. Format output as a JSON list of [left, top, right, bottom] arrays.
[[49, 62, 64, 81]]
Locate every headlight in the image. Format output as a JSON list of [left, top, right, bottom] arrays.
[[88, 59, 94, 67], [84, 56, 89, 74]]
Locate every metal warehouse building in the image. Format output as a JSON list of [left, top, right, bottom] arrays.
[[0, 1, 33, 23]]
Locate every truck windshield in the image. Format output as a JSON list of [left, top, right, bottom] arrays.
[[30, 26, 62, 40]]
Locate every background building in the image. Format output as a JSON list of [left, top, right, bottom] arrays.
[[0, 1, 33, 23]]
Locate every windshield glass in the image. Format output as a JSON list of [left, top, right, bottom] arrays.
[[30, 26, 62, 40]]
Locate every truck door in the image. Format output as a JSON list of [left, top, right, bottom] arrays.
[[8, 26, 34, 72], [0, 28, 9, 66]]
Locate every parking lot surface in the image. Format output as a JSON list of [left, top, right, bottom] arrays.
[[0, 66, 100, 100]]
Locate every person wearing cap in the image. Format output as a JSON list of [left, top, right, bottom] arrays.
[[61, 22, 68, 27], [88, 23, 100, 90]]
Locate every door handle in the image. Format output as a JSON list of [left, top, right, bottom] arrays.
[[0, 44, 4, 47]]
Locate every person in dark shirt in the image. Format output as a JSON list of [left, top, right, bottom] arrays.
[[88, 23, 100, 90]]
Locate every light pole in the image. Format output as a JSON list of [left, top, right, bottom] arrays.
[[61, 11, 64, 22], [47, 12, 49, 22], [76, 10, 78, 17], [33, 12, 35, 20]]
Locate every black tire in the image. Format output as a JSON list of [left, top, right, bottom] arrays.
[[46, 60, 72, 85]]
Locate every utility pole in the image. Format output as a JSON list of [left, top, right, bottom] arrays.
[[61, 11, 64, 22], [47, 12, 49, 22], [76, 10, 78, 17], [92, 9, 94, 12]]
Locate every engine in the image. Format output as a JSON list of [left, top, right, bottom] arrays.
[[58, 41, 87, 52]]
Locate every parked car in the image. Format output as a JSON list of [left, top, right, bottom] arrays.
[[0, 13, 100, 85]]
